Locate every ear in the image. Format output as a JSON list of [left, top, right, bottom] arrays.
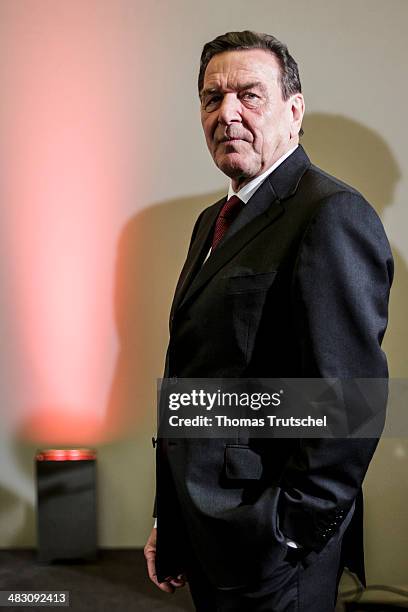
[[289, 93, 305, 139]]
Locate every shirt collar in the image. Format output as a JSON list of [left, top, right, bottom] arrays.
[[227, 145, 298, 203]]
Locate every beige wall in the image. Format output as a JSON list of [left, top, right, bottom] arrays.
[[0, 0, 406, 589]]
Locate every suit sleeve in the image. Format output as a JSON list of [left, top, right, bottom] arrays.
[[278, 191, 393, 552]]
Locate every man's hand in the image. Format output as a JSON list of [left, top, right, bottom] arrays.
[[144, 527, 186, 593]]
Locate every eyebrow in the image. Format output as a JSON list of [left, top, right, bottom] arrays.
[[200, 81, 267, 99]]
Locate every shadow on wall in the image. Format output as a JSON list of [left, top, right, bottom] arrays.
[[302, 113, 400, 213], [104, 190, 224, 436], [302, 113, 406, 376]]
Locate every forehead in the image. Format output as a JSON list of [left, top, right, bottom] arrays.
[[202, 49, 281, 91]]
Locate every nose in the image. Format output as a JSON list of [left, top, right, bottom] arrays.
[[217, 93, 242, 125]]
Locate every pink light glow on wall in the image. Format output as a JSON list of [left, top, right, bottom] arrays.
[[0, 1, 151, 443]]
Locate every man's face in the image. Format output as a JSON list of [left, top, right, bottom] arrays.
[[200, 49, 304, 189]]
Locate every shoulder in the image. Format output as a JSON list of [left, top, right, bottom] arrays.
[[300, 164, 386, 239], [306, 163, 362, 199]]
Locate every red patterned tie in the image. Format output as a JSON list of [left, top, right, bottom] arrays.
[[211, 195, 244, 250]]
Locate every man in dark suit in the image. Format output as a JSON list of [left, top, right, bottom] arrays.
[[144, 31, 393, 611]]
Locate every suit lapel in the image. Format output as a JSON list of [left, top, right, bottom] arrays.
[[173, 145, 311, 316], [177, 178, 283, 312]]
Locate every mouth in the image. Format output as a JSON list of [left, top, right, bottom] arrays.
[[220, 137, 245, 143], [217, 138, 248, 151]]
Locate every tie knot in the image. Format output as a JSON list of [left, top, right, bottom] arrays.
[[219, 195, 243, 219]]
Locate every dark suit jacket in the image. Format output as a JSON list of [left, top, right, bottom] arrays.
[[154, 145, 393, 589]]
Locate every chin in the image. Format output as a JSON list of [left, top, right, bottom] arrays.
[[216, 154, 253, 180]]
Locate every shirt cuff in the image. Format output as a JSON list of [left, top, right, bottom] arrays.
[[286, 538, 301, 548]]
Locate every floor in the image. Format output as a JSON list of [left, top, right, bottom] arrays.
[[0, 549, 194, 611], [1, 549, 405, 611]]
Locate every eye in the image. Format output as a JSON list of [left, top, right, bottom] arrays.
[[202, 95, 222, 112], [240, 92, 261, 107]]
